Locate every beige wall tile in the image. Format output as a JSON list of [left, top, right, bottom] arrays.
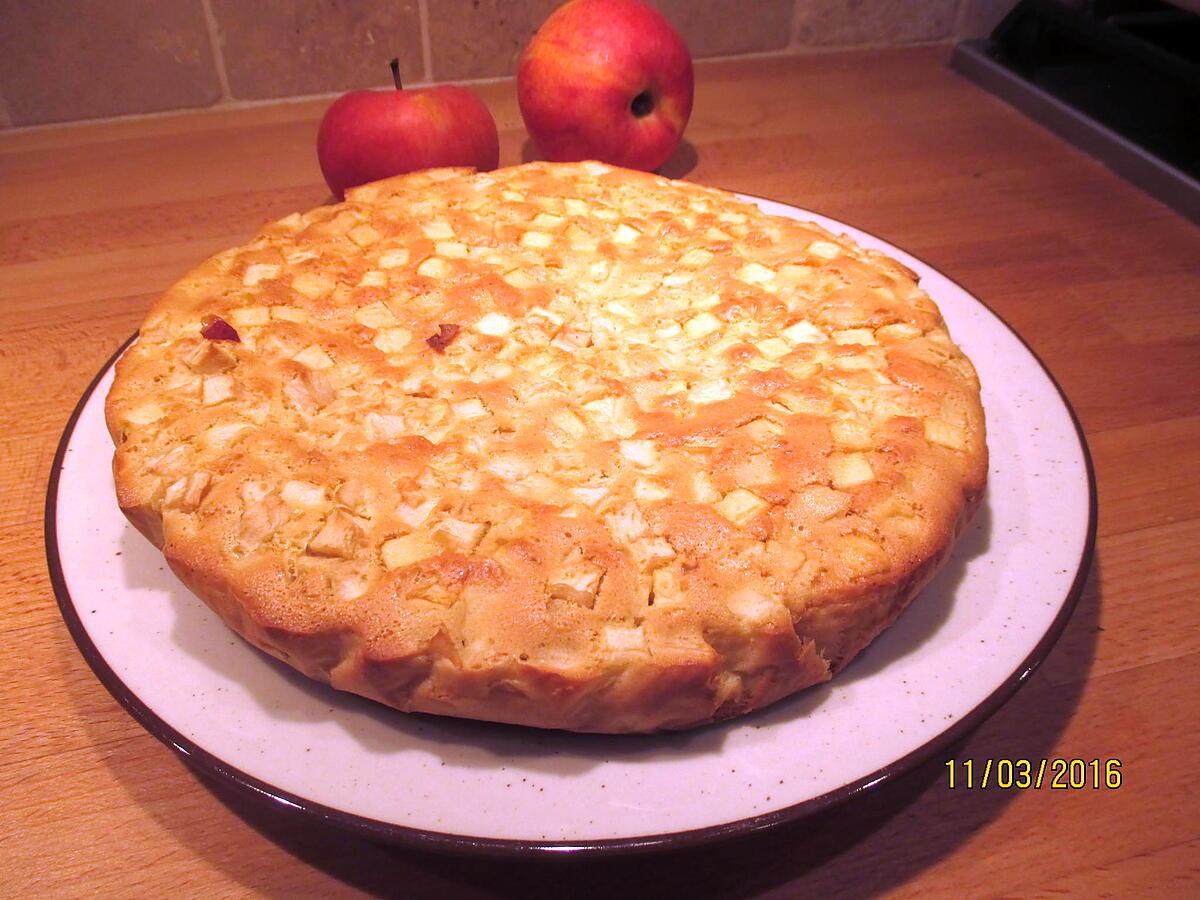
[[793, 0, 960, 47], [429, 0, 793, 82], [957, 0, 1018, 37], [0, 0, 221, 127], [651, 1, 793, 57], [210, 0, 424, 100], [428, 0, 561, 81]]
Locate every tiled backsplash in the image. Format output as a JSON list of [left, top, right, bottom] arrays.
[[0, 0, 1016, 129]]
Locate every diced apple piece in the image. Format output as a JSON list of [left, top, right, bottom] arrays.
[[270, 305, 308, 323], [521, 230, 554, 248], [531, 212, 565, 229], [127, 402, 165, 425], [417, 256, 451, 279], [740, 417, 784, 442], [307, 510, 362, 558], [834, 354, 876, 371], [603, 300, 635, 319], [925, 418, 968, 451], [652, 568, 683, 603], [240, 493, 288, 548], [163, 471, 212, 512], [347, 223, 380, 247], [292, 344, 334, 369], [284, 368, 334, 414], [229, 307, 270, 327], [452, 398, 488, 419], [619, 440, 659, 467], [364, 412, 407, 441], [552, 408, 588, 439], [877, 323, 922, 341], [281, 480, 326, 507], [634, 478, 670, 502], [486, 453, 531, 480], [840, 533, 889, 578], [807, 239, 841, 260], [715, 488, 769, 526], [184, 340, 237, 373], [692, 471, 721, 503], [551, 323, 592, 350], [782, 320, 826, 344], [605, 503, 648, 542], [833, 328, 878, 346], [373, 328, 412, 353], [378, 248, 410, 269], [680, 248, 713, 267], [527, 305, 564, 327], [831, 420, 873, 450], [421, 221, 455, 240], [201, 374, 235, 406], [612, 223, 640, 244], [381, 533, 437, 568], [396, 497, 438, 528], [291, 272, 334, 300], [830, 452, 875, 489], [603, 624, 647, 653], [242, 263, 280, 286], [726, 586, 776, 621], [755, 337, 791, 359], [553, 561, 603, 596], [688, 378, 732, 405], [203, 420, 251, 449], [502, 268, 535, 289], [736, 262, 776, 284], [684, 312, 721, 339], [436, 518, 489, 550], [474, 312, 513, 336], [354, 301, 397, 328], [571, 485, 608, 505], [358, 270, 387, 287]]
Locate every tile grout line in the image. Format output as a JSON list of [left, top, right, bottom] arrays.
[[417, 0, 435, 84], [788, 0, 802, 48], [954, 0, 971, 36], [200, 0, 234, 103]]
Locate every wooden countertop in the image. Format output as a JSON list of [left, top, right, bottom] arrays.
[[2, 46, 1197, 897]]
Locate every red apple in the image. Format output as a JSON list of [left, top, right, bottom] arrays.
[[317, 60, 500, 200], [517, 0, 694, 172]]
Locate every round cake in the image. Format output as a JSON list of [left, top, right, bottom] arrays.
[[106, 161, 987, 733]]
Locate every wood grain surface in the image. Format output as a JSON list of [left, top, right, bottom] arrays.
[[2, 46, 1197, 898]]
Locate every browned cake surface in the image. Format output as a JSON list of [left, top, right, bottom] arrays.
[[105, 161, 986, 732]]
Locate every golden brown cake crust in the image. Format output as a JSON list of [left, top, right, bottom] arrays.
[[106, 161, 986, 733]]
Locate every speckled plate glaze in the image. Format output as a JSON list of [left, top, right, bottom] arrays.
[[49, 199, 1095, 857]]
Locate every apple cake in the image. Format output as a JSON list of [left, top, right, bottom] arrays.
[[106, 161, 986, 733]]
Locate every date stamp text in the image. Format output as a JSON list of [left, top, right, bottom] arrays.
[[945, 758, 1122, 790]]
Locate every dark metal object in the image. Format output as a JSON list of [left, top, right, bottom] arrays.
[[951, 0, 1200, 223]]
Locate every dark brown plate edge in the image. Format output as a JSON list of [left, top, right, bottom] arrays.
[[46, 224, 1098, 860]]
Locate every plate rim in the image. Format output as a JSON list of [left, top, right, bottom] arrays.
[[46, 206, 1098, 859]]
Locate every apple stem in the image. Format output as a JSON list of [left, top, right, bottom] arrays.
[[389, 57, 403, 90]]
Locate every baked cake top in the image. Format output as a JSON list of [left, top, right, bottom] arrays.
[[106, 161, 986, 731]]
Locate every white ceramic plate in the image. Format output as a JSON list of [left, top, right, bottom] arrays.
[[49, 199, 1095, 856]]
